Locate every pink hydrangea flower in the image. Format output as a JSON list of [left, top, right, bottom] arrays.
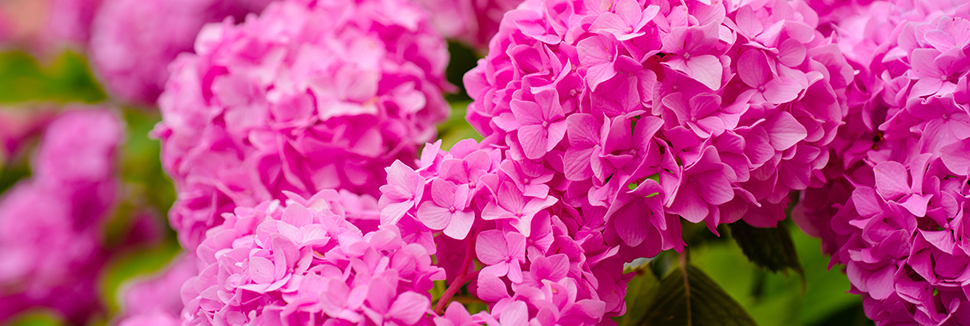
[[0, 108, 122, 324], [154, 0, 452, 249], [412, 0, 523, 50], [89, 0, 273, 105], [798, 1, 970, 324], [116, 254, 198, 325], [181, 189, 443, 325]]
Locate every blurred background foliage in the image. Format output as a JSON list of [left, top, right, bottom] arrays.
[[0, 39, 870, 326]]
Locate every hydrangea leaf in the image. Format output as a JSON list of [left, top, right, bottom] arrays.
[[729, 220, 805, 278], [640, 264, 759, 326], [614, 262, 660, 326]]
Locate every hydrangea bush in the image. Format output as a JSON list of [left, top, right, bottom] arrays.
[[153, 0, 452, 249]]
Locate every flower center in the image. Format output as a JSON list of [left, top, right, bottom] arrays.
[[542, 121, 549, 128], [449, 206, 456, 213]]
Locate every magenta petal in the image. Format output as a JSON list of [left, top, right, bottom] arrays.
[[738, 50, 770, 88], [873, 161, 910, 201], [388, 292, 430, 325], [866, 267, 896, 300], [564, 147, 596, 181], [517, 125, 550, 160], [777, 39, 807, 67], [248, 256, 275, 284], [499, 301, 529, 326], [685, 54, 723, 90], [476, 230, 508, 265], [442, 210, 474, 240], [282, 203, 313, 227], [670, 185, 708, 223], [764, 111, 807, 151], [613, 199, 650, 246], [416, 202, 452, 230], [941, 139, 970, 174], [763, 76, 802, 104]]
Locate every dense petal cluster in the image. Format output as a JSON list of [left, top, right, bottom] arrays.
[[795, 1, 970, 324], [181, 189, 443, 325], [381, 139, 632, 323], [460, 0, 850, 258], [117, 254, 198, 326], [0, 109, 122, 324], [413, 0, 523, 50], [154, 0, 452, 249], [89, 0, 272, 105]]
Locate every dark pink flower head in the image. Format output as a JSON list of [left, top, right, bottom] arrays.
[[0, 108, 122, 324], [461, 0, 849, 256], [89, 0, 273, 105], [182, 188, 443, 325], [155, 0, 451, 249], [795, 1, 970, 318]]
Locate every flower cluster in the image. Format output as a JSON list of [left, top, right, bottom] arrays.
[[460, 0, 850, 254], [379, 0, 854, 321], [795, 1, 970, 324], [0, 109, 122, 324], [180, 189, 443, 325], [413, 0, 523, 50], [89, 0, 272, 105], [153, 0, 452, 249], [381, 139, 632, 323]]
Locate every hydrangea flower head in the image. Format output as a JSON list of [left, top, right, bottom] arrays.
[[181, 189, 443, 325], [154, 0, 452, 249], [797, 1, 970, 324], [89, 0, 272, 105]]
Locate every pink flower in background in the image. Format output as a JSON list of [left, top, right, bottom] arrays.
[[88, 0, 272, 105], [412, 0, 523, 50], [0, 108, 122, 324], [116, 254, 198, 325], [181, 189, 443, 325], [154, 0, 452, 249], [42, 0, 102, 50]]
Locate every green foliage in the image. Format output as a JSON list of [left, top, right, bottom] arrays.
[[640, 263, 758, 326], [614, 263, 660, 326], [729, 221, 804, 277], [0, 50, 106, 104], [99, 240, 182, 315], [4, 310, 65, 326], [436, 101, 483, 151]]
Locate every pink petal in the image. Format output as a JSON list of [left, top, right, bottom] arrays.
[[476, 230, 509, 265], [416, 202, 452, 230], [546, 120, 568, 152], [564, 147, 596, 181], [941, 139, 970, 174], [764, 111, 807, 151], [430, 179, 458, 207], [388, 292, 430, 325], [763, 76, 803, 104], [442, 210, 475, 240], [381, 201, 414, 225], [738, 50, 770, 88], [777, 38, 806, 67], [282, 203, 313, 227], [910, 48, 943, 79], [566, 113, 602, 147], [499, 301, 529, 326], [517, 125, 550, 160], [670, 185, 709, 223], [873, 161, 910, 200], [685, 54, 723, 90], [735, 5, 763, 37], [249, 256, 275, 284]]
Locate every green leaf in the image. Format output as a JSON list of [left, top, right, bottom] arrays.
[[436, 101, 483, 151], [729, 220, 804, 277], [641, 264, 758, 326], [5, 309, 65, 326], [614, 262, 660, 326], [0, 50, 105, 104]]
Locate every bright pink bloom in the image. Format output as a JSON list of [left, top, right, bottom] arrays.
[[412, 0, 523, 50], [182, 189, 443, 325], [154, 0, 451, 249]]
